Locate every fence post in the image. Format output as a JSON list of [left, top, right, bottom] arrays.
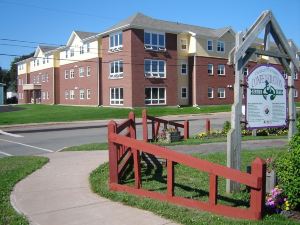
[[206, 119, 211, 135], [142, 109, 148, 142], [167, 160, 174, 197], [209, 174, 218, 206], [250, 157, 266, 220], [108, 121, 118, 185], [184, 120, 189, 140]]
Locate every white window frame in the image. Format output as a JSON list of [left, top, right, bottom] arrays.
[[181, 63, 187, 75], [87, 89, 91, 99], [109, 32, 123, 51], [282, 71, 288, 80], [208, 64, 214, 75], [144, 30, 166, 51], [217, 64, 225, 76], [70, 90, 75, 99], [110, 87, 124, 105], [181, 87, 188, 99], [46, 91, 49, 99], [70, 69, 75, 79], [87, 66, 91, 76], [79, 89, 85, 99], [65, 70, 69, 79], [36, 75, 40, 83], [294, 89, 298, 98], [217, 88, 225, 98], [79, 67, 84, 77], [208, 87, 214, 98], [109, 60, 123, 79], [41, 74, 45, 82], [180, 39, 188, 51], [79, 45, 84, 54], [86, 43, 90, 53], [207, 40, 213, 51], [145, 87, 166, 105], [217, 41, 225, 53], [65, 90, 69, 99], [243, 67, 249, 76], [42, 91, 46, 100], [65, 50, 69, 58], [45, 74, 49, 82], [144, 59, 166, 78], [70, 48, 75, 57], [293, 73, 298, 80]]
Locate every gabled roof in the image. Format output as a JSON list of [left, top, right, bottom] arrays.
[[74, 31, 98, 40], [103, 12, 235, 38], [33, 45, 58, 57]]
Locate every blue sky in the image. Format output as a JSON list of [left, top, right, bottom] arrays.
[[0, 0, 299, 69]]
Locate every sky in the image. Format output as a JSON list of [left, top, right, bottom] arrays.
[[0, 0, 299, 69]]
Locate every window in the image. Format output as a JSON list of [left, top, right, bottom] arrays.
[[110, 87, 123, 105], [79, 46, 84, 54], [33, 76, 36, 84], [79, 67, 84, 77], [70, 90, 75, 99], [87, 66, 91, 76], [36, 75, 40, 83], [181, 87, 188, 99], [180, 39, 187, 50], [109, 32, 123, 50], [45, 74, 49, 82], [65, 50, 68, 58], [217, 88, 225, 98], [207, 40, 213, 51], [36, 59, 39, 66], [294, 89, 298, 98], [145, 87, 166, 105], [46, 57, 49, 63], [217, 41, 225, 52], [208, 87, 214, 98], [86, 43, 90, 53], [293, 73, 298, 80], [43, 57, 45, 64], [65, 90, 69, 99], [34, 60, 36, 67], [109, 60, 123, 79], [87, 89, 91, 99], [144, 31, 165, 51], [42, 92, 46, 100], [42, 74, 45, 82], [70, 69, 75, 79], [46, 92, 49, 99], [208, 64, 213, 75], [243, 67, 249, 76], [79, 89, 85, 99], [18, 78, 22, 85], [282, 71, 288, 79], [217, 65, 225, 75], [70, 48, 74, 57], [181, 63, 187, 75], [144, 59, 166, 78], [65, 70, 69, 79]]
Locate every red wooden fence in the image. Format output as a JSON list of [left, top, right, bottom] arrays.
[[142, 109, 189, 142], [108, 112, 266, 220]]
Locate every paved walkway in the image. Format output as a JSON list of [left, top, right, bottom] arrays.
[[11, 151, 177, 225], [11, 139, 287, 225]]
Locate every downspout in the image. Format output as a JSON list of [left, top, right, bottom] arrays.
[[53, 66, 55, 104], [192, 53, 197, 106], [97, 57, 100, 106]]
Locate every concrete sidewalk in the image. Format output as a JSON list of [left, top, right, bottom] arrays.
[[11, 151, 177, 225]]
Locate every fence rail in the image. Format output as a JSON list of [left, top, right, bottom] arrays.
[[108, 112, 266, 220]]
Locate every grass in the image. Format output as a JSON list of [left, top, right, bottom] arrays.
[[90, 148, 299, 225], [62, 135, 287, 152], [0, 104, 230, 125], [62, 142, 108, 151], [0, 156, 49, 225]]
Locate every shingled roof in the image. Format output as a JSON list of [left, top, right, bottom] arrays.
[[74, 31, 98, 40], [39, 45, 58, 53], [104, 12, 233, 38]]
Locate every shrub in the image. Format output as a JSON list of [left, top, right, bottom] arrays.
[[222, 121, 231, 134], [275, 145, 300, 209]]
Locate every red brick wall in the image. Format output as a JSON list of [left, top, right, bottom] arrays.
[[191, 56, 234, 105], [58, 58, 100, 105], [29, 68, 55, 104], [101, 29, 178, 108], [17, 73, 27, 104]]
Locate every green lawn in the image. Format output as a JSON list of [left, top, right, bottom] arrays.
[[90, 148, 299, 225], [62, 135, 286, 152], [0, 156, 49, 225], [0, 104, 230, 125]]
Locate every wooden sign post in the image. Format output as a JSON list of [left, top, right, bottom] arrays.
[[226, 10, 299, 193]]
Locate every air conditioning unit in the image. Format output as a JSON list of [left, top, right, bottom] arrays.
[[144, 46, 153, 50]]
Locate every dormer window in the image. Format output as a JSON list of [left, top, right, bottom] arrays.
[[86, 43, 90, 53], [70, 48, 75, 57], [109, 32, 123, 51], [65, 50, 69, 58], [180, 39, 187, 51], [144, 31, 165, 51], [217, 41, 225, 52], [36, 59, 39, 66]]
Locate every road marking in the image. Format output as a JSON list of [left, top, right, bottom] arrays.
[[0, 130, 23, 138], [0, 150, 12, 156], [0, 139, 54, 153]]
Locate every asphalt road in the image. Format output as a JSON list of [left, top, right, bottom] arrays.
[[0, 112, 230, 158]]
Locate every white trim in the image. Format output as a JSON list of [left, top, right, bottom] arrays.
[[208, 64, 214, 75], [217, 88, 226, 98], [181, 87, 188, 99], [145, 87, 166, 105], [144, 59, 166, 78], [217, 40, 225, 53], [208, 87, 214, 98], [181, 62, 188, 75], [217, 64, 225, 76], [110, 87, 124, 105], [207, 39, 213, 51]]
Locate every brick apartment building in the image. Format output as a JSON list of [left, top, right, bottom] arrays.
[[17, 13, 300, 107]]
